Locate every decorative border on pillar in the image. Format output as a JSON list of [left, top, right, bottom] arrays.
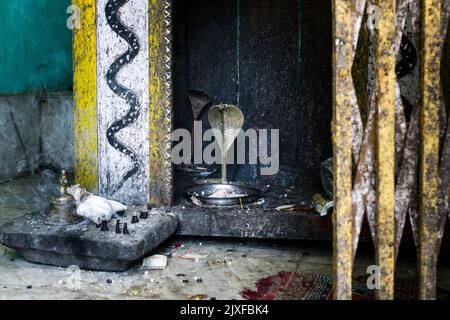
[[149, 0, 173, 206]]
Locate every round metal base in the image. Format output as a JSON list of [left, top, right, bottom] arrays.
[[175, 164, 218, 177], [184, 183, 262, 206], [44, 215, 83, 226], [43, 207, 83, 226]]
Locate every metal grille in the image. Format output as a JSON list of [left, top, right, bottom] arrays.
[[332, 0, 450, 300]]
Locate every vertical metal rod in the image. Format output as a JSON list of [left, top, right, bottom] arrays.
[[221, 107, 227, 182], [296, 0, 301, 83], [419, 0, 442, 300], [236, 0, 241, 106], [374, 0, 396, 300], [332, 0, 354, 300]]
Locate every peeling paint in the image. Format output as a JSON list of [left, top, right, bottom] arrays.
[[73, 0, 98, 193], [419, 0, 442, 300], [332, 0, 354, 300], [148, 0, 173, 206], [374, 0, 396, 300], [96, 0, 150, 205]]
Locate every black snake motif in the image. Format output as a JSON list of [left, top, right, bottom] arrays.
[[105, 0, 140, 195]]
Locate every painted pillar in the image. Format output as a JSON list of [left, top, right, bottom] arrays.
[[148, 0, 174, 207], [73, 0, 173, 206], [73, 0, 98, 194]]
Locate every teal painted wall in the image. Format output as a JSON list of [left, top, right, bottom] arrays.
[[0, 0, 72, 94]]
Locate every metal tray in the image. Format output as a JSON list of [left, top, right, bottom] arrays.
[[174, 164, 218, 177], [184, 183, 263, 206]]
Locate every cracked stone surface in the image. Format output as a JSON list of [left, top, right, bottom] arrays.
[[0, 210, 178, 271], [0, 174, 177, 271]]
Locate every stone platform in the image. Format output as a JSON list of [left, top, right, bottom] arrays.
[[0, 209, 178, 272], [175, 206, 333, 240]]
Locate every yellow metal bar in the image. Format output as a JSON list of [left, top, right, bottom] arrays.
[[419, 0, 442, 300], [374, 0, 396, 300], [73, 0, 98, 193], [332, 0, 354, 300]]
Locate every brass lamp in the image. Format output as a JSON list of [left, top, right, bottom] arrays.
[[45, 170, 82, 225]]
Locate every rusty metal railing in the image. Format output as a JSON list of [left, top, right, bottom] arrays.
[[332, 0, 449, 300]]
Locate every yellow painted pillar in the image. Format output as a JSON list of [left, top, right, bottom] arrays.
[[73, 0, 173, 206], [73, 0, 98, 193], [149, 0, 173, 206]]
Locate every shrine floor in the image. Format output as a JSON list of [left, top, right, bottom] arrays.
[[1, 175, 450, 300]]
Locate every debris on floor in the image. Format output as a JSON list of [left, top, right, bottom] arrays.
[[275, 204, 314, 212], [190, 195, 204, 208], [275, 204, 296, 211], [178, 252, 208, 261], [174, 242, 183, 249], [1, 177, 449, 300], [141, 255, 168, 270], [189, 294, 208, 300], [312, 194, 334, 217], [241, 272, 450, 300]]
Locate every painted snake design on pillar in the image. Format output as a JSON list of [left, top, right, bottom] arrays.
[[105, 0, 140, 195]]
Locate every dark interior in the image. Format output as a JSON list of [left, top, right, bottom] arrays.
[[173, 0, 333, 189]]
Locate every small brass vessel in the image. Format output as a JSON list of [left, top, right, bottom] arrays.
[[45, 170, 82, 225]]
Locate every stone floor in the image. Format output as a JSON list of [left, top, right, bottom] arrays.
[[1, 174, 450, 300]]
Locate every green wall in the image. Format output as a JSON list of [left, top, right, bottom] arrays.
[[0, 0, 72, 94]]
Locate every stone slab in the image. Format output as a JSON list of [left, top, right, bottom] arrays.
[[174, 206, 334, 240], [172, 176, 337, 240], [0, 209, 178, 272]]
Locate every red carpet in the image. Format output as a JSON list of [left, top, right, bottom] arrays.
[[240, 272, 450, 300]]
